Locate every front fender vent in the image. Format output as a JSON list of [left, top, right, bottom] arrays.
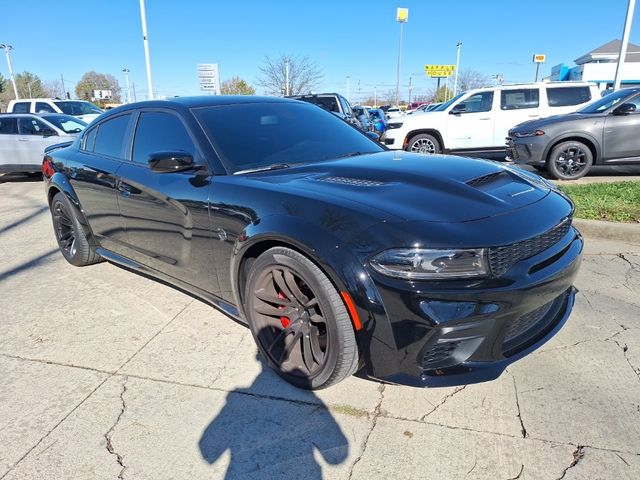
[[319, 176, 385, 187]]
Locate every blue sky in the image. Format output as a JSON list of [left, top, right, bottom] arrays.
[[2, 0, 640, 102]]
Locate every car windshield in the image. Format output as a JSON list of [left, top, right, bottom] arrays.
[[294, 96, 340, 113], [433, 93, 465, 111], [194, 102, 383, 173], [43, 114, 87, 134], [576, 89, 640, 113], [54, 101, 103, 116]]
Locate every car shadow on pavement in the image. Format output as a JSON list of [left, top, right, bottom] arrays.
[[0, 249, 59, 283], [0, 205, 49, 236], [198, 353, 349, 480], [0, 173, 42, 184]]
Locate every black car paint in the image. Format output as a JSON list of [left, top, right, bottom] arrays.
[[43, 96, 582, 387]]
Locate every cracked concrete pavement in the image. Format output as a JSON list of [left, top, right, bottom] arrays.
[[1, 179, 639, 479]]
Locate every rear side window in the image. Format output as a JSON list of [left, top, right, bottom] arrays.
[[93, 114, 131, 158], [132, 111, 196, 165], [83, 127, 98, 151], [12, 102, 30, 113], [0, 117, 18, 134], [18, 117, 49, 135], [501, 89, 540, 110], [547, 87, 592, 107], [35, 102, 56, 113]]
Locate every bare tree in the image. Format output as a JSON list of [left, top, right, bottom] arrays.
[[456, 69, 491, 92], [257, 54, 323, 96]]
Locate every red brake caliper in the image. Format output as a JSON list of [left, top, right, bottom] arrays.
[[278, 292, 290, 328]]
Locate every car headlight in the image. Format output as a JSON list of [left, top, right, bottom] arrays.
[[387, 122, 403, 130], [513, 129, 545, 138], [370, 248, 488, 279]]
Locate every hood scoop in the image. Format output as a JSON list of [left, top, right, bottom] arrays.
[[466, 171, 509, 188], [318, 176, 386, 187]]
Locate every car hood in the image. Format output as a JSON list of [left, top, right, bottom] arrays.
[[511, 112, 601, 132], [251, 151, 551, 223]]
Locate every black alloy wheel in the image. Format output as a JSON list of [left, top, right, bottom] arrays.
[[407, 133, 441, 155], [547, 141, 593, 180], [245, 247, 359, 389], [50, 192, 102, 266]]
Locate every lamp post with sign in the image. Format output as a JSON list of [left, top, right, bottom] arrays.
[[395, 8, 408, 106], [533, 54, 546, 82], [0, 43, 19, 99]]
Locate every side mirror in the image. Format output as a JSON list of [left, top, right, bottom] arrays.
[[42, 129, 58, 137], [450, 103, 467, 114], [148, 151, 194, 173], [613, 102, 637, 115]]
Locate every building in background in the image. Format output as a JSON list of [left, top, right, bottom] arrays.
[[548, 39, 640, 91]]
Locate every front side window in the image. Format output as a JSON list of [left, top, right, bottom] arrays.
[[35, 102, 57, 113], [12, 102, 30, 113], [44, 115, 87, 134], [93, 114, 131, 158], [193, 102, 383, 173], [0, 117, 18, 134], [547, 87, 592, 107], [501, 89, 539, 110], [577, 89, 638, 113], [132, 111, 196, 165], [54, 101, 103, 116], [460, 92, 494, 113], [18, 117, 50, 135]]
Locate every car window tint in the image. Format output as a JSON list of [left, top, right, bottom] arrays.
[[501, 89, 539, 110], [93, 114, 131, 158], [35, 102, 57, 113], [12, 102, 30, 113], [0, 117, 18, 134], [132, 112, 196, 165], [462, 92, 494, 112], [83, 126, 98, 151], [339, 96, 353, 116], [18, 117, 49, 135], [547, 87, 592, 107]]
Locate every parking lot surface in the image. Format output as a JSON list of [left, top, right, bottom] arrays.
[[1, 178, 639, 480]]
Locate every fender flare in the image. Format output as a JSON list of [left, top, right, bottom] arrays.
[[542, 132, 601, 164]]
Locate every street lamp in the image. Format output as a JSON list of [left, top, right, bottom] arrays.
[[347, 75, 350, 102], [122, 68, 132, 103], [0, 43, 19, 99], [395, 8, 408, 106], [138, 0, 154, 100], [614, 0, 637, 90], [453, 42, 462, 96]]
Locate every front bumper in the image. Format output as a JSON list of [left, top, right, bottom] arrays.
[[356, 225, 583, 388], [505, 137, 547, 166]]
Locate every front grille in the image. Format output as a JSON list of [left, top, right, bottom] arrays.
[[504, 301, 554, 344], [506, 146, 519, 160], [488, 218, 571, 277]]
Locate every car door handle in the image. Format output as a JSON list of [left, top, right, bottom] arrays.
[[528, 114, 540, 118], [18, 138, 28, 142], [479, 118, 491, 120]]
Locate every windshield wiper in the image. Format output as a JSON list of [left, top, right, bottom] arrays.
[[233, 163, 291, 175]]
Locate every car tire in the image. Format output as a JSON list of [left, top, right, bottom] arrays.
[[546, 141, 593, 180], [244, 247, 360, 390], [50, 192, 103, 267], [406, 133, 441, 154]]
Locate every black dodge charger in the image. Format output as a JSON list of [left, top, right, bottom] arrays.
[[43, 96, 582, 389]]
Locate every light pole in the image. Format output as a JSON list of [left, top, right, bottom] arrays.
[[395, 8, 409, 106], [453, 42, 462, 96], [374, 85, 377, 108], [138, 0, 154, 100], [346, 75, 350, 102], [408, 76, 413, 105], [614, 0, 636, 90], [0, 43, 19, 99], [285, 59, 290, 96], [122, 68, 132, 103]]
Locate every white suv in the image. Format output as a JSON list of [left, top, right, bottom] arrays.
[[8, 98, 103, 123], [382, 82, 599, 155]]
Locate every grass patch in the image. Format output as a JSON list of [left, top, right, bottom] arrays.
[[330, 404, 370, 419], [558, 181, 640, 223]]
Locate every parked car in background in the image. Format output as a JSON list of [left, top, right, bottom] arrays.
[[368, 108, 387, 136], [407, 104, 431, 115], [8, 98, 103, 123], [386, 106, 404, 119], [287, 93, 361, 129], [0, 113, 87, 174], [383, 82, 599, 156], [352, 106, 373, 131], [507, 87, 640, 180], [42, 95, 581, 390], [425, 102, 442, 112]]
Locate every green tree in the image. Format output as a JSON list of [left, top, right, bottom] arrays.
[[220, 76, 255, 95], [75, 71, 122, 106], [0, 71, 53, 111], [433, 86, 454, 103], [257, 54, 323, 96]]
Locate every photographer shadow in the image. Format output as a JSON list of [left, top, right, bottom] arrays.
[[198, 352, 349, 479]]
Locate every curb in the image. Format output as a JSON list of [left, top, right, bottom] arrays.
[[573, 218, 640, 243]]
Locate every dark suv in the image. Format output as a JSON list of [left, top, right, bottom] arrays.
[[507, 87, 640, 180], [287, 93, 362, 129]]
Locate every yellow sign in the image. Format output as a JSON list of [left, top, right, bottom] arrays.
[[424, 64, 455, 77], [396, 8, 409, 22], [533, 54, 546, 63]]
